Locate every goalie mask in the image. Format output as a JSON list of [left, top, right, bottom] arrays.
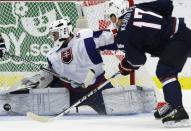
[[49, 17, 73, 48]]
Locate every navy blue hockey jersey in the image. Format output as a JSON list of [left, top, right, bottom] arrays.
[[116, 0, 179, 67]]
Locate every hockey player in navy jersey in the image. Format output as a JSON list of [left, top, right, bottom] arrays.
[[105, 0, 191, 127], [0, 34, 6, 58]]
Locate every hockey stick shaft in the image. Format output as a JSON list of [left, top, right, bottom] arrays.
[[27, 72, 120, 122], [58, 72, 119, 114]]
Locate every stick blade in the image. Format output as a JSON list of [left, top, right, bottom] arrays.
[[27, 112, 51, 123]]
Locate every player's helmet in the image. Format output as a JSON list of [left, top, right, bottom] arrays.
[[104, 0, 134, 19], [49, 17, 73, 47]]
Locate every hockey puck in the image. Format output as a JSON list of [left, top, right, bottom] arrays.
[[3, 103, 11, 111]]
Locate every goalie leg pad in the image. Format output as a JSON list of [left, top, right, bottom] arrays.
[[0, 88, 69, 116], [141, 87, 158, 112], [0, 93, 30, 115], [102, 86, 157, 115]]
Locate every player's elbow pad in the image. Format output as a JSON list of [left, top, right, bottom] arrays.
[[139, 0, 173, 16], [156, 0, 174, 16]]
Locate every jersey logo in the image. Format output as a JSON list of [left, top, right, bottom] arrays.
[[61, 48, 73, 64]]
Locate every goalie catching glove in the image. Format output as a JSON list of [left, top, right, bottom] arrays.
[[0, 34, 6, 58], [21, 70, 53, 89], [118, 57, 140, 75]]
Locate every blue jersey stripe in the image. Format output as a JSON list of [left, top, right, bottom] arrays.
[[98, 43, 118, 51], [93, 30, 110, 38], [84, 38, 103, 64]]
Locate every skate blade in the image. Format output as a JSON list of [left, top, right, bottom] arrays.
[[163, 119, 191, 128]]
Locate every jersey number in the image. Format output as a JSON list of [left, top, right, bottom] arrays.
[[133, 8, 162, 29]]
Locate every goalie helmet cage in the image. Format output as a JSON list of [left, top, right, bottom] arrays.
[[0, 0, 157, 94]]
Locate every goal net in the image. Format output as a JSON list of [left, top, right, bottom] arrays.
[[0, 1, 157, 95]]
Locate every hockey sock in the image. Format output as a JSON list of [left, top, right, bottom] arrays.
[[162, 78, 183, 109]]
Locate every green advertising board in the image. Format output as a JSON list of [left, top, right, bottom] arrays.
[[0, 2, 78, 72]]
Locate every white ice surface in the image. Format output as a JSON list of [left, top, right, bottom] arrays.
[[0, 90, 190, 131]]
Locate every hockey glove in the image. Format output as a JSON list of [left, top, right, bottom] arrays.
[[0, 34, 6, 58], [21, 70, 53, 89], [118, 57, 139, 76]]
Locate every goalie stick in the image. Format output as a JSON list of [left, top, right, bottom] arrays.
[[1, 52, 95, 94], [27, 71, 120, 122]]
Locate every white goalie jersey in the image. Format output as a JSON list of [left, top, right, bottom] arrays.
[[46, 28, 116, 86]]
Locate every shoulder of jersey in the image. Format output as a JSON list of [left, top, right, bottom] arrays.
[[75, 28, 93, 39], [46, 46, 59, 58]]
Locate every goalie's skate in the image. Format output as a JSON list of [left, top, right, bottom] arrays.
[[162, 106, 190, 128]]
